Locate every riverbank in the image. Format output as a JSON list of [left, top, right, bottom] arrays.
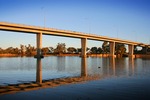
[[1, 53, 150, 58], [135, 54, 150, 58], [0, 53, 109, 57], [0, 54, 19, 57], [0, 53, 112, 57]]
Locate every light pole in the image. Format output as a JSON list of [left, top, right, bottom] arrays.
[[41, 7, 46, 28]]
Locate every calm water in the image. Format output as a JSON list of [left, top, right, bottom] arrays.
[[0, 56, 150, 85]]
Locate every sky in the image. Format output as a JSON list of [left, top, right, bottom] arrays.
[[0, 0, 150, 49]]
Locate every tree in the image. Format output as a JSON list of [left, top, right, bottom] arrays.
[[90, 47, 97, 54], [102, 41, 109, 53], [67, 47, 77, 53], [5, 47, 13, 54], [24, 44, 36, 56], [141, 47, 147, 54], [147, 47, 150, 53], [134, 45, 138, 54], [54, 43, 66, 54], [97, 47, 103, 54], [115, 43, 126, 57], [0, 48, 3, 54], [13, 47, 19, 54], [20, 44, 25, 56], [42, 47, 50, 55], [77, 48, 81, 53]]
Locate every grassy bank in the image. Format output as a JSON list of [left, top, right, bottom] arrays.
[[0, 54, 19, 57], [1, 53, 150, 58]]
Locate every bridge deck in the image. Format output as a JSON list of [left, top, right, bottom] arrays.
[[0, 22, 147, 46]]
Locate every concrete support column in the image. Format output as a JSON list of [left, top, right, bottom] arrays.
[[81, 38, 87, 58], [35, 32, 43, 84], [36, 32, 43, 58], [128, 44, 134, 57], [109, 42, 115, 57], [34, 32, 44, 59]]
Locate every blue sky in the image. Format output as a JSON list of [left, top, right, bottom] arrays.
[[0, 0, 150, 49]]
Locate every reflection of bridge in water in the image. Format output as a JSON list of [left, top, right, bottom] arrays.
[[0, 57, 135, 95]]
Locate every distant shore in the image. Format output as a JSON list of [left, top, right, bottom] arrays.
[[0, 54, 150, 58], [0, 54, 19, 57], [0, 53, 110, 57], [0, 54, 80, 57]]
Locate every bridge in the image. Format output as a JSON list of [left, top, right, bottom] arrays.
[[0, 22, 149, 58], [0, 22, 149, 84]]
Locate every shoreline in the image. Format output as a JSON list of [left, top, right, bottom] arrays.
[[0, 54, 110, 57], [0, 54, 150, 58]]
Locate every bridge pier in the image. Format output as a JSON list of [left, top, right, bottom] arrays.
[[35, 32, 43, 84], [35, 33, 44, 59], [81, 38, 87, 58], [128, 44, 134, 57], [109, 42, 115, 57]]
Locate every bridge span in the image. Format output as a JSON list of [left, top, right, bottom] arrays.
[[0, 22, 149, 58]]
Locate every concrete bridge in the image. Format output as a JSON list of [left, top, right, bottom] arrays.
[[0, 22, 149, 58], [0, 22, 149, 84]]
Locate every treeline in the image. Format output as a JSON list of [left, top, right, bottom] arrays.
[[134, 45, 150, 54], [0, 42, 149, 57], [0, 44, 36, 56], [0, 42, 127, 57]]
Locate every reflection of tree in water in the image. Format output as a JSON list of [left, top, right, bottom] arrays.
[[115, 58, 128, 76], [56, 57, 66, 71], [89, 57, 102, 75], [66, 57, 80, 73]]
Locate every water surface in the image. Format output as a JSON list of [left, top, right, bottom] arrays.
[[0, 56, 150, 85]]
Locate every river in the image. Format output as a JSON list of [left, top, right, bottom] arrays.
[[0, 56, 150, 85], [1, 56, 150, 99]]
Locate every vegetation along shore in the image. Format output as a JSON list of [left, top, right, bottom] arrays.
[[0, 41, 150, 57]]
